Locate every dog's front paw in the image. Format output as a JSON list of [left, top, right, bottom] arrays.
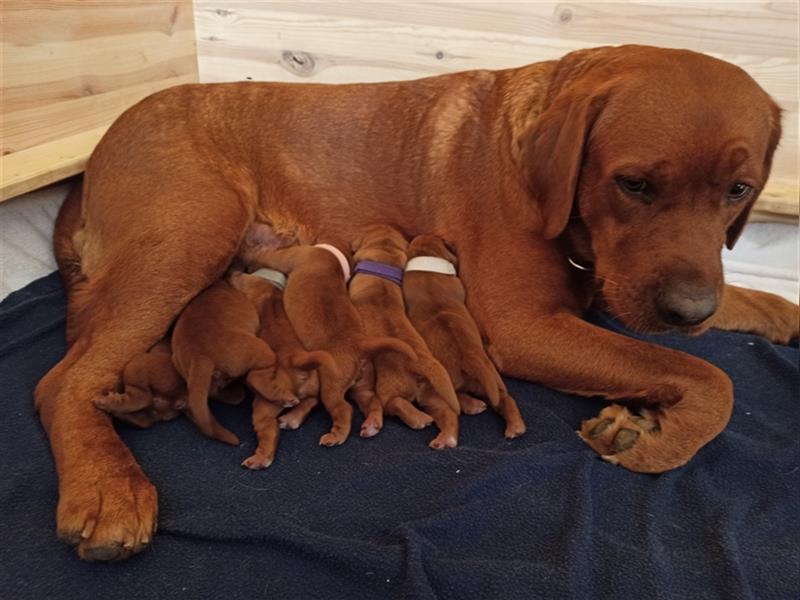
[[761, 296, 799, 344], [578, 404, 696, 473], [57, 464, 157, 561]]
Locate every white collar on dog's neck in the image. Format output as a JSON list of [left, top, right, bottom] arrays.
[[251, 267, 287, 290], [404, 256, 457, 276], [567, 256, 593, 272], [314, 243, 351, 282]]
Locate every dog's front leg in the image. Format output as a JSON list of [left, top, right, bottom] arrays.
[[459, 233, 734, 473], [703, 285, 798, 344]]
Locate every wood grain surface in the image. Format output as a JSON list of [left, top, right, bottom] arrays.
[[193, 1, 798, 216], [1, 0, 198, 201]]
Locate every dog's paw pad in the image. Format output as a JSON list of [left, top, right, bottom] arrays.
[[610, 428, 640, 452], [580, 404, 660, 460]]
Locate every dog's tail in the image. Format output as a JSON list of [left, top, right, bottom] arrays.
[[409, 357, 459, 414], [186, 357, 239, 445], [358, 336, 418, 364], [291, 350, 340, 378], [53, 177, 86, 291]]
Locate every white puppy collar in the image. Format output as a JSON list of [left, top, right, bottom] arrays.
[[251, 267, 287, 290], [404, 256, 457, 276], [314, 243, 351, 282]]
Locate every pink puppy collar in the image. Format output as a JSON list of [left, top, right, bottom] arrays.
[[314, 243, 351, 282]]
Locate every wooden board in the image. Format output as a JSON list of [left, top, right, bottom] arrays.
[[193, 1, 799, 216], [0, 0, 199, 201]]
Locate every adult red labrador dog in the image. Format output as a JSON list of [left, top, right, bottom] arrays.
[[38, 45, 798, 560]]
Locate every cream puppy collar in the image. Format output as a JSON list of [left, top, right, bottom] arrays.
[[404, 256, 457, 276], [314, 244, 351, 281], [251, 268, 287, 290]]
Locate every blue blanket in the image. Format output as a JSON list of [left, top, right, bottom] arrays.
[[1, 273, 798, 599]]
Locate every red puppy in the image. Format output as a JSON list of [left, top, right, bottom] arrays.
[[404, 235, 526, 439], [171, 278, 296, 446]]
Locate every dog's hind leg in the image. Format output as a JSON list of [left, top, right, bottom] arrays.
[[36, 181, 252, 560]]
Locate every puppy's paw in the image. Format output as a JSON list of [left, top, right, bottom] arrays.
[[429, 432, 458, 450], [457, 393, 487, 415], [93, 392, 132, 413], [241, 454, 274, 470], [360, 411, 383, 438], [319, 432, 348, 446]]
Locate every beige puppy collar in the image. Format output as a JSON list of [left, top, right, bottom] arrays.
[[251, 267, 287, 290], [314, 243, 351, 281], [404, 256, 457, 276]]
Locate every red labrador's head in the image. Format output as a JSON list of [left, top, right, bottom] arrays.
[[519, 45, 782, 333]]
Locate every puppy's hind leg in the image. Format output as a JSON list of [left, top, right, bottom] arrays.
[[242, 396, 282, 469], [316, 364, 353, 446], [245, 337, 298, 407], [417, 387, 459, 449]]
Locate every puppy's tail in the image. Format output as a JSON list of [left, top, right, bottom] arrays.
[[358, 336, 418, 363], [291, 350, 340, 378], [409, 357, 459, 414], [186, 358, 239, 446]]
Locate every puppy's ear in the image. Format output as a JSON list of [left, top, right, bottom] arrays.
[[440, 238, 459, 267], [726, 102, 782, 249], [518, 88, 609, 240]]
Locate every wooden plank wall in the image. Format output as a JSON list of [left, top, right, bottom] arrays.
[[193, 1, 799, 216], [1, 0, 198, 201]]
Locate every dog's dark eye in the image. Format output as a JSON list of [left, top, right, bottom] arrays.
[[616, 176, 648, 196], [727, 182, 752, 203]]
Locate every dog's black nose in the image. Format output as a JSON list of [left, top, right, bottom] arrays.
[[656, 282, 717, 327]]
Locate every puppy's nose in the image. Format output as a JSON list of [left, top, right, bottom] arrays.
[[656, 282, 717, 327]]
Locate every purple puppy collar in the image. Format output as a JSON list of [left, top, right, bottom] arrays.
[[353, 260, 404, 286]]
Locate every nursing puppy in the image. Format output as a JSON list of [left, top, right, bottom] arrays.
[[349, 226, 462, 448], [94, 339, 187, 428], [230, 270, 337, 468], [245, 243, 417, 446], [171, 279, 297, 446], [404, 235, 526, 439]]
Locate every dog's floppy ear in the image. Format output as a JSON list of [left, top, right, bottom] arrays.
[[726, 102, 782, 249], [518, 89, 609, 240]]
